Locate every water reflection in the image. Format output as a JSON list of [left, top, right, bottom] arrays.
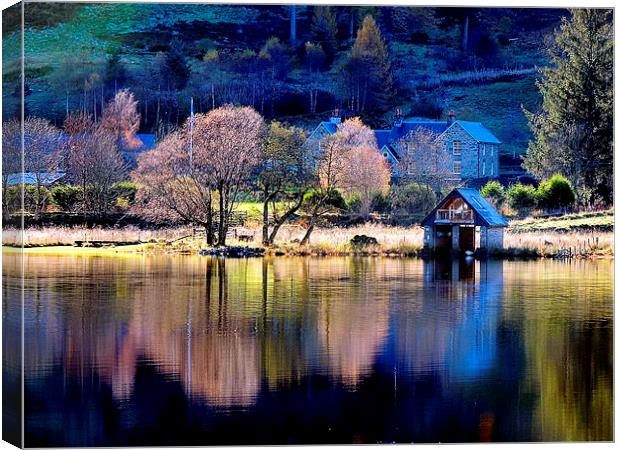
[[2, 254, 612, 445]]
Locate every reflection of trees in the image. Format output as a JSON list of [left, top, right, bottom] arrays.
[[315, 258, 390, 388], [504, 260, 613, 441]]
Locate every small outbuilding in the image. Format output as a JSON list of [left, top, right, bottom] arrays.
[[421, 188, 508, 253]]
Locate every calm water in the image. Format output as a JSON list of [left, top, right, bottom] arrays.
[[2, 254, 613, 445]]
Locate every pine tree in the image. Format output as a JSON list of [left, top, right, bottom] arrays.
[[310, 6, 338, 63], [342, 15, 395, 115], [523, 9, 613, 205], [165, 39, 190, 91]]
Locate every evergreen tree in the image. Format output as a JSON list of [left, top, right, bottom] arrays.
[[523, 9, 613, 205], [165, 39, 190, 91], [310, 6, 338, 63], [342, 15, 395, 115]]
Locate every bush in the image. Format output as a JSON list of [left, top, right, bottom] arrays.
[[304, 189, 347, 211], [346, 194, 362, 213], [506, 183, 537, 210], [480, 180, 505, 206], [536, 174, 576, 209], [50, 185, 83, 212], [391, 183, 437, 216], [110, 181, 137, 207], [5, 185, 52, 214], [370, 190, 391, 213]]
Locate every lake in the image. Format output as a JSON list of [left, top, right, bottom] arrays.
[[2, 254, 613, 445]]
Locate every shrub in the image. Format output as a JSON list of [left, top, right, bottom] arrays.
[[480, 180, 505, 206], [506, 183, 537, 210], [346, 194, 362, 213], [303, 189, 347, 211], [370, 190, 391, 213], [110, 181, 137, 206], [536, 174, 576, 210], [50, 185, 83, 212], [391, 183, 437, 216]]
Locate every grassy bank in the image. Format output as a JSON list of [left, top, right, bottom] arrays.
[[3, 215, 613, 259]]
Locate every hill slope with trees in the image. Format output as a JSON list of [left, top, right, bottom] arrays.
[[3, 4, 567, 169]]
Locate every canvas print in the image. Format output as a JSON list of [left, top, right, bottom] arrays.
[[1, 2, 614, 446]]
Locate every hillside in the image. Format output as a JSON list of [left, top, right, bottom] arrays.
[[3, 4, 566, 172]]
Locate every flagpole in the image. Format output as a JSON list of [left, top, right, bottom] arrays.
[[189, 96, 194, 171]]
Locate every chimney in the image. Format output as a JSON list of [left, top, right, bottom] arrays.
[[329, 108, 341, 124], [447, 110, 456, 125], [394, 108, 403, 126]]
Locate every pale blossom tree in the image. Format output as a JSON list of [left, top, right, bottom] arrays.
[[301, 117, 378, 244], [132, 128, 217, 243], [100, 89, 142, 151], [339, 144, 391, 217], [193, 105, 264, 245], [394, 128, 453, 195], [133, 105, 264, 246]]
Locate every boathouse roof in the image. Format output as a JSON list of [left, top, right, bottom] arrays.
[[421, 188, 509, 227]]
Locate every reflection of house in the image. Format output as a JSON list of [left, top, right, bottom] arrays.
[[305, 111, 501, 181], [422, 188, 508, 253]]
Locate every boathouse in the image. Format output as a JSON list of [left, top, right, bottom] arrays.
[[421, 188, 508, 253]]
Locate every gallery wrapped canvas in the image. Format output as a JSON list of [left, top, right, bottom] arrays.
[[1, 1, 613, 447]]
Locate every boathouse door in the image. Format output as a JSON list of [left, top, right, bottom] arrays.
[[435, 225, 452, 250], [459, 226, 475, 252]]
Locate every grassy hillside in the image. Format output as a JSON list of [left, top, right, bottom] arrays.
[[3, 4, 564, 167]]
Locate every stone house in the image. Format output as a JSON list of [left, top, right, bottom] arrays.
[[304, 111, 501, 183], [421, 188, 508, 253]]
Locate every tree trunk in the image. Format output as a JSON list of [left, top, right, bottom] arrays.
[[262, 190, 276, 246], [206, 193, 214, 245], [217, 184, 226, 246], [268, 193, 305, 245], [300, 219, 315, 245]]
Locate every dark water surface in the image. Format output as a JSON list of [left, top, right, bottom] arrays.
[[3, 254, 613, 445]]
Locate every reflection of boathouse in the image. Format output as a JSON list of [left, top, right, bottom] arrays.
[[422, 188, 508, 253]]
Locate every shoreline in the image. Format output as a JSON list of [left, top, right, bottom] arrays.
[[3, 242, 613, 260]]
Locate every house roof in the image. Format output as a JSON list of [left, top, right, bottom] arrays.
[[374, 130, 392, 149], [452, 121, 501, 144], [320, 121, 338, 134], [389, 119, 448, 143], [421, 188, 508, 227], [7, 172, 66, 186]]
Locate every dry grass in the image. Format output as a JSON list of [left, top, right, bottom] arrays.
[[504, 230, 613, 258], [2, 225, 192, 247], [2, 223, 613, 259]]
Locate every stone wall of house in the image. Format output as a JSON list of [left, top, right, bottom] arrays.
[[478, 143, 500, 178], [480, 226, 504, 249], [440, 123, 479, 179]]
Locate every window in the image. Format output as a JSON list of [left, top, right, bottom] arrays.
[[482, 160, 486, 176], [453, 161, 461, 175], [383, 152, 389, 158], [452, 140, 462, 156]]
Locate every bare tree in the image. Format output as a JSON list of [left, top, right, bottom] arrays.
[[193, 105, 264, 246], [2, 119, 22, 215], [339, 144, 391, 217], [100, 89, 141, 151], [132, 128, 216, 243], [394, 128, 453, 195], [21, 117, 63, 218], [301, 117, 377, 244], [64, 113, 127, 218]]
